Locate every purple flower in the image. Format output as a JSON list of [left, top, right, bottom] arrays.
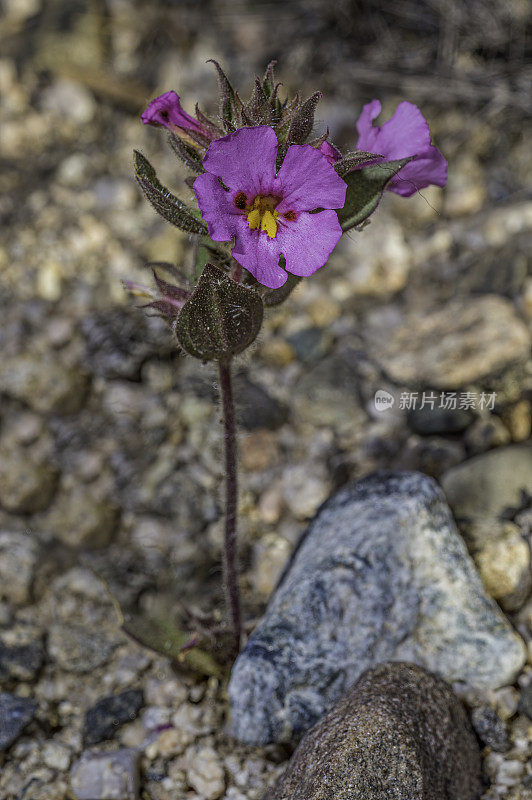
[[355, 100, 447, 197], [141, 91, 205, 136], [193, 127, 346, 289]]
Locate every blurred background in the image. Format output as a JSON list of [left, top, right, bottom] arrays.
[[0, 1, 531, 798]]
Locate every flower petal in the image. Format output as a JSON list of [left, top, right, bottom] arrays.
[[231, 219, 287, 289], [275, 145, 346, 212], [387, 147, 448, 197], [202, 126, 278, 195], [276, 210, 342, 277], [355, 100, 447, 195], [193, 172, 242, 241], [366, 101, 432, 160], [141, 91, 203, 133], [355, 100, 382, 152]]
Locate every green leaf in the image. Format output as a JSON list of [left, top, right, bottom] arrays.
[[338, 157, 414, 231], [263, 272, 301, 307], [334, 151, 384, 178], [118, 605, 222, 678], [175, 264, 264, 361], [134, 150, 207, 235]]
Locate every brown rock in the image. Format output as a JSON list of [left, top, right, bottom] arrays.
[[265, 663, 482, 800]]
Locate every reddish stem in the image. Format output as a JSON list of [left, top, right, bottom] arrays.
[[218, 358, 242, 657]]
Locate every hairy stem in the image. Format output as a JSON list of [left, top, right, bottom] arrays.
[[218, 358, 242, 657]]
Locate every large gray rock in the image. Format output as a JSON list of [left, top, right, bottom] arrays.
[[265, 662, 482, 800], [229, 471, 526, 745]]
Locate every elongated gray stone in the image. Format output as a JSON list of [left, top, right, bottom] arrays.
[[265, 662, 482, 800], [229, 471, 526, 745]]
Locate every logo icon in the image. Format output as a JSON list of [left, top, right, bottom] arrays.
[[374, 389, 395, 412]]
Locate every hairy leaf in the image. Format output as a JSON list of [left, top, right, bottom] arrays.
[[175, 264, 264, 361], [334, 151, 384, 178], [134, 150, 207, 234], [338, 157, 414, 231], [120, 607, 222, 678]]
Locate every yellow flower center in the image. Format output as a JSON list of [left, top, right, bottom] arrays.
[[246, 195, 280, 239]]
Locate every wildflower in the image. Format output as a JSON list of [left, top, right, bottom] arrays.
[[355, 100, 447, 197], [193, 126, 346, 289], [141, 91, 208, 138]]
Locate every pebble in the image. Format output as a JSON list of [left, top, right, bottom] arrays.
[[502, 400, 532, 442], [240, 430, 280, 472], [292, 352, 367, 432], [251, 534, 292, 598], [465, 415, 511, 454], [70, 748, 140, 800], [0, 627, 44, 682], [471, 705, 510, 752], [339, 214, 411, 296], [84, 689, 144, 745], [229, 471, 526, 745], [0, 532, 39, 605], [0, 354, 90, 414], [474, 524, 531, 611], [0, 692, 37, 752], [517, 683, 532, 719], [287, 326, 332, 364], [41, 78, 96, 124], [407, 405, 474, 435], [260, 338, 296, 367], [233, 374, 289, 431], [493, 687, 520, 720], [444, 154, 487, 216], [42, 740, 72, 771], [368, 295, 530, 389], [186, 745, 226, 800], [265, 663, 482, 800], [81, 310, 170, 381], [282, 463, 330, 520], [43, 486, 119, 548], [47, 623, 118, 674], [0, 447, 59, 513], [441, 445, 532, 520]]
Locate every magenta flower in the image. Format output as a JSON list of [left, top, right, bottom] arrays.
[[141, 91, 205, 136], [355, 100, 447, 197], [193, 127, 346, 289]]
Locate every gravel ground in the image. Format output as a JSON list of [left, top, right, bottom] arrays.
[[0, 1, 531, 798]]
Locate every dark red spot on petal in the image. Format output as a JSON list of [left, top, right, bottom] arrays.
[[284, 210, 297, 221], [234, 191, 247, 210]]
